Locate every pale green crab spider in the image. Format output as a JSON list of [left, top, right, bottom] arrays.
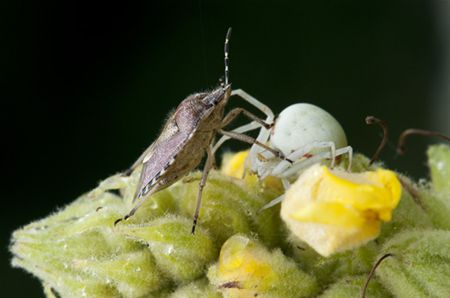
[[214, 90, 353, 209]]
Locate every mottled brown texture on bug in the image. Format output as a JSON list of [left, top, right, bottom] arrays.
[[116, 28, 271, 230], [132, 86, 232, 204]]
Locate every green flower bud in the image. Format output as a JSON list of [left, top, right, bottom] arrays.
[[376, 230, 450, 298], [87, 170, 177, 224], [11, 147, 450, 297], [11, 180, 170, 297], [171, 171, 282, 247], [208, 234, 318, 298], [379, 182, 433, 241], [318, 275, 390, 298], [118, 215, 218, 283], [416, 190, 450, 230], [74, 250, 167, 297], [428, 145, 450, 195], [26, 191, 123, 234], [291, 241, 379, 287], [11, 230, 121, 298], [124, 189, 177, 225], [423, 145, 450, 229], [170, 173, 252, 245], [170, 279, 222, 298]]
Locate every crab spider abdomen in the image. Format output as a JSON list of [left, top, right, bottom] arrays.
[[271, 103, 348, 156]]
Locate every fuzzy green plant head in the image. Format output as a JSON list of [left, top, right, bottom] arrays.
[[10, 145, 450, 297]]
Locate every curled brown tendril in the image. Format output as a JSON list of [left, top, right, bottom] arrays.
[[361, 253, 393, 298], [397, 129, 450, 155], [365, 116, 389, 165]]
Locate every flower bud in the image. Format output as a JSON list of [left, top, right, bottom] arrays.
[[318, 275, 389, 298], [172, 171, 282, 247], [11, 228, 134, 298], [208, 234, 318, 298], [290, 241, 379, 286], [376, 230, 450, 297], [170, 279, 222, 298], [221, 150, 249, 180], [424, 145, 450, 229], [379, 179, 433, 241], [73, 250, 167, 298], [221, 150, 284, 191], [428, 144, 450, 195], [281, 164, 401, 256], [11, 183, 173, 297], [91, 172, 177, 225], [118, 215, 218, 283]]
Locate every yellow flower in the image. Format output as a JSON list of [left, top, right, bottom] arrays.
[[281, 164, 401, 257], [208, 235, 318, 298], [216, 235, 277, 295], [221, 150, 283, 191], [221, 151, 249, 179]]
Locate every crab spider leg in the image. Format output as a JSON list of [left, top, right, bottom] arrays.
[[231, 89, 275, 172], [281, 146, 352, 178], [270, 141, 337, 177], [260, 178, 289, 211], [212, 121, 262, 154], [279, 146, 353, 178], [260, 146, 353, 210], [231, 89, 275, 120], [212, 105, 273, 158], [261, 194, 285, 211], [218, 129, 284, 159], [344, 146, 353, 170], [282, 179, 291, 189], [221, 107, 272, 130]]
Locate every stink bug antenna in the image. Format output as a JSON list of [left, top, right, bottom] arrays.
[[224, 27, 232, 86]]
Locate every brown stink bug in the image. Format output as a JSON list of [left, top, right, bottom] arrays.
[[115, 28, 284, 233]]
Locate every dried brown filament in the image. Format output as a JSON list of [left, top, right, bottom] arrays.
[[365, 116, 389, 165], [397, 129, 450, 154], [361, 253, 393, 298]]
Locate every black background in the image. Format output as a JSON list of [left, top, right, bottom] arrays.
[[3, 1, 449, 296]]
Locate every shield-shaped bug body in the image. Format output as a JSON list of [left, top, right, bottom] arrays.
[[115, 28, 283, 233]]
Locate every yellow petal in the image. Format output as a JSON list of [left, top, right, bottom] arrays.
[[281, 164, 402, 256], [221, 150, 283, 191], [221, 150, 250, 179], [217, 235, 277, 292]]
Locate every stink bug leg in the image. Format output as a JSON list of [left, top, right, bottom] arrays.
[[192, 146, 215, 233]]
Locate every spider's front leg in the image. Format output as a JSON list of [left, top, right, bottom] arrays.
[[230, 89, 275, 171], [273, 142, 353, 179]]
